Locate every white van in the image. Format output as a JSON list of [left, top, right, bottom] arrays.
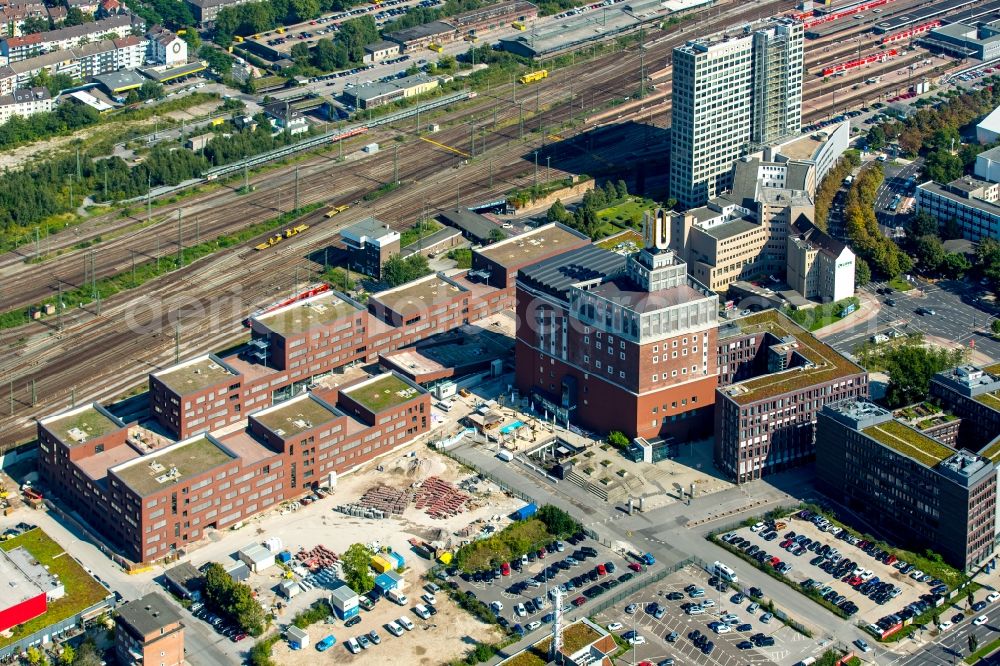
[[713, 561, 738, 583], [414, 604, 431, 619], [385, 621, 403, 637], [397, 616, 414, 631], [490, 600, 503, 614], [497, 450, 514, 462], [346, 637, 361, 654]]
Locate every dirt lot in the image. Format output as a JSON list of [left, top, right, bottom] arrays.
[[270, 592, 501, 665]]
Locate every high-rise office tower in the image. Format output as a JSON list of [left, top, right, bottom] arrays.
[[670, 19, 803, 209]]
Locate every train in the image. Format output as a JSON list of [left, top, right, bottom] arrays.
[[519, 69, 548, 84], [325, 204, 350, 218], [242, 283, 331, 327], [254, 223, 309, 251], [821, 49, 898, 77], [512, 20, 526, 30], [428, 42, 444, 53]]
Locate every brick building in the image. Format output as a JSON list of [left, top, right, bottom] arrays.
[[115, 593, 184, 666], [714, 309, 867, 483], [514, 213, 720, 440], [339, 217, 400, 279], [816, 401, 996, 571]]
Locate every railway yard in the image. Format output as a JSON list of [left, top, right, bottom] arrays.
[[0, 0, 991, 452]]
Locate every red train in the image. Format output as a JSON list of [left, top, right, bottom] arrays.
[[822, 49, 898, 77]]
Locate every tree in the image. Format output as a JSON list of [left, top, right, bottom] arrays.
[[200, 45, 233, 76], [909, 211, 939, 238], [970, 633, 979, 655], [941, 252, 971, 278], [325, 267, 355, 292], [941, 217, 962, 241], [877, 342, 967, 407], [915, 235, 946, 273], [489, 228, 506, 242], [924, 149, 963, 183], [616, 179, 628, 199], [21, 16, 51, 34], [202, 562, 265, 636], [26, 647, 46, 666], [607, 431, 630, 449], [547, 199, 571, 224], [992, 319, 1000, 337], [57, 645, 75, 666], [969, 589, 976, 608], [866, 124, 886, 151], [63, 7, 91, 26], [855, 257, 871, 287], [138, 80, 163, 101], [71, 641, 102, 666], [290, 42, 311, 62], [381, 253, 430, 287], [535, 505, 579, 536], [181, 28, 202, 51], [342, 543, 375, 594], [603, 180, 618, 203]]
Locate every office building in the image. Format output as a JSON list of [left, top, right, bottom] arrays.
[[916, 177, 1000, 242], [515, 211, 720, 440], [670, 18, 803, 209], [786, 217, 855, 303], [816, 401, 996, 571], [339, 217, 401, 278], [976, 145, 1000, 182], [115, 593, 184, 666], [930, 364, 1000, 452], [714, 309, 868, 482]]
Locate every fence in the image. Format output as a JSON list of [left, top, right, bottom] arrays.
[[0, 597, 114, 660], [441, 447, 534, 505]]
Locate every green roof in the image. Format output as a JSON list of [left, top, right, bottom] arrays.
[[864, 420, 955, 468], [981, 438, 1000, 463], [982, 363, 1000, 376], [155, 356, 238, 394], [253, 396, 339, 437], [44, 406, 120, 446], [0, 529, 107, 650], [344, 374, 420, 413], [975, 391, 1000, 412], [721, 310, 865, 404], [113, 437, 236, 496], [256, 292, 360, 336]]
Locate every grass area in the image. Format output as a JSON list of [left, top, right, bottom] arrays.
[[1, 203, 322, 331], [888, 276, 914, 291], [399, 219, 441, 248], [595, 229, 642, 251], [501, 622, 602, 666], [784, 297, 861, 332], [863, 420, 956, 468], [362, 181, 401, 201], [454, 518, 550, 573], [595, 198, 655, 228], [447, 247, 472, 268], [345, 374, 418, 413], [0, 528, 108, 649]]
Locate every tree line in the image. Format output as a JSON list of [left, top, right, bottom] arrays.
[[203, 562, 267, 635], [213, 0, 374, 44], [843, 165, 912, 280], [0, 101, 100, 151], [545, 179, 630, 239]]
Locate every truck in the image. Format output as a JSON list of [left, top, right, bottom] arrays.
[[386, 589, 408, 605], [497, 449, 514, 462], [512, 503, 537, 521]]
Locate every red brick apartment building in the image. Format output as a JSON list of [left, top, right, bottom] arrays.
[[37, 224, 578, 564], [115, 593, 184, 666], [514, 214, 720, 441]]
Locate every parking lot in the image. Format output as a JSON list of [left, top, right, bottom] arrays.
[[447, 533, 643, 639], [592, 565, 820, 666], [719, 510, 951, 627]]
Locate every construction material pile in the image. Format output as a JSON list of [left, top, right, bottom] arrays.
[[296, 544, 339, 571], [334, 484, 412, 519], [414, 476, 470, 519]]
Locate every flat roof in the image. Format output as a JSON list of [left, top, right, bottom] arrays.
[[94, 69, 145, 92], [0, 547, 45, 606], [475, 223, 588, 269], [42, 404, 121, 446], [863, 419, 955, 468], [381, 327, 511, 377], [778, 132, 829, 162], [975, 390, 1000, 412], [385, 20, 455, 42], [154, 355, 238, 394], [874, 0, 980, 32], [343, 373, 420, 412], [252, 394, 340, 437], [372, 273, 466, 314], [112, 436, 236, 497], [140, 61, 207, 82], [517, 244, 626, 301], [699, 217, 760, 241], [918, 181, 1000, 217], [589, 276, 709, 314], [117, 593, 182, 636], [718, 310, 865, 404], [256, 291, 360, 336]]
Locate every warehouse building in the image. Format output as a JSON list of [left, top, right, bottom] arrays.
[[343, 73, 439, 109], [384, 21, 457, 51], [816, 400, 996, 571], [449, 1, 538, 35]]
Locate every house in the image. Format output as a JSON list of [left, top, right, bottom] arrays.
[[363, 39, 400, 64], [66, 0, 100, 16], [115, 593, 185, 666], [0, 86, 51, 124], [147, 26, 186, 66], [263, 101, 307, 135], [185, 132, 213, 151], [97, 0, 126, 17], [162, 562, 204, 601]]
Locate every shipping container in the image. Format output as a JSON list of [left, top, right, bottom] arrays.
[[371, 555, 393, 573]]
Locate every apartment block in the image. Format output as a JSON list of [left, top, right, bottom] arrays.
[[0, 86, 50, 123], [670, 18, 803, 209], [0, 35, 145, 95], [184, 0, 256, 24], [786, 217, 855, 303], [515, 212, 720, 440], [816, 400, 996, 571], [930, 364, 1000, 452], [115, 593, 184, 666], [0, 14, 141, 64], [714, 310, 868, 482]]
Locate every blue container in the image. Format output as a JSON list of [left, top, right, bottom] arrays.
[[387, 551, 404, 568]]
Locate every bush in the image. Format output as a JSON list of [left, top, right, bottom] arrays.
[[291, 599, 330, 628], [536, 504, 580, 537]]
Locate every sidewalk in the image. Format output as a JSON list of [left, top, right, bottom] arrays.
[[814, 290, 882, 339]]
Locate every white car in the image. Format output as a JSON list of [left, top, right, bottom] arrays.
[[385, 621, 403, 637], [397, 616, 414, 631], [702, 599, 716, 608], [937, 621, 953, 632], [750, 522, 765, 532], [989, 592, 1000, 604], [526, 620, 541, 631], [607, 622, 623, 632], [515, 603, 527, 617], [627, 635, 646, 646], [422, 593, 437, 606], [712, 623, 732, 634], [975, 615, 989, 626]]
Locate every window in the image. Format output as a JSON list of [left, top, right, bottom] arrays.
[[652, 374, 658, 382], [672, 340, 677, 348], [672, 351, 677, 358], [619, 352, 625, 360], [692, 365, 698, 372], [619, 371, 625, 378], [693, 346, 698, 353], [682, 368, 687, 374], [584, 336, 589, 344], [671, 370, 677, 377], [596, 342, 602, 350], [608, 336, 614, 344], [584, 355, 590, 363], [653, 356, 658, 363], [620, 341, 625, 349], [653, 345, 659, 352], [608, 365, 614, 374], [596, 360, 602, 369]]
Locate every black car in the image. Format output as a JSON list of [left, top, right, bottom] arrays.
[[748, 587, 762, 598], [345, 615, 362, 628], [737, 640, 754, 650], [666, 591, 684, 600], [688, 629, 702, 641]]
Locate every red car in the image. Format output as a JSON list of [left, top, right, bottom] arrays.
[[596, 564, 607, 576], [537, 548, 546, 559], [769, 557, 781, 567], [572, 596, 586, 607], [628, 562, 643, 573], [501, 562, 511, 576]]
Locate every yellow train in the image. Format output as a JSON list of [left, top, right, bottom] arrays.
[[519, 69, 548, 84], [325, 204, 350, 218], [255, 224, 309, 250]]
